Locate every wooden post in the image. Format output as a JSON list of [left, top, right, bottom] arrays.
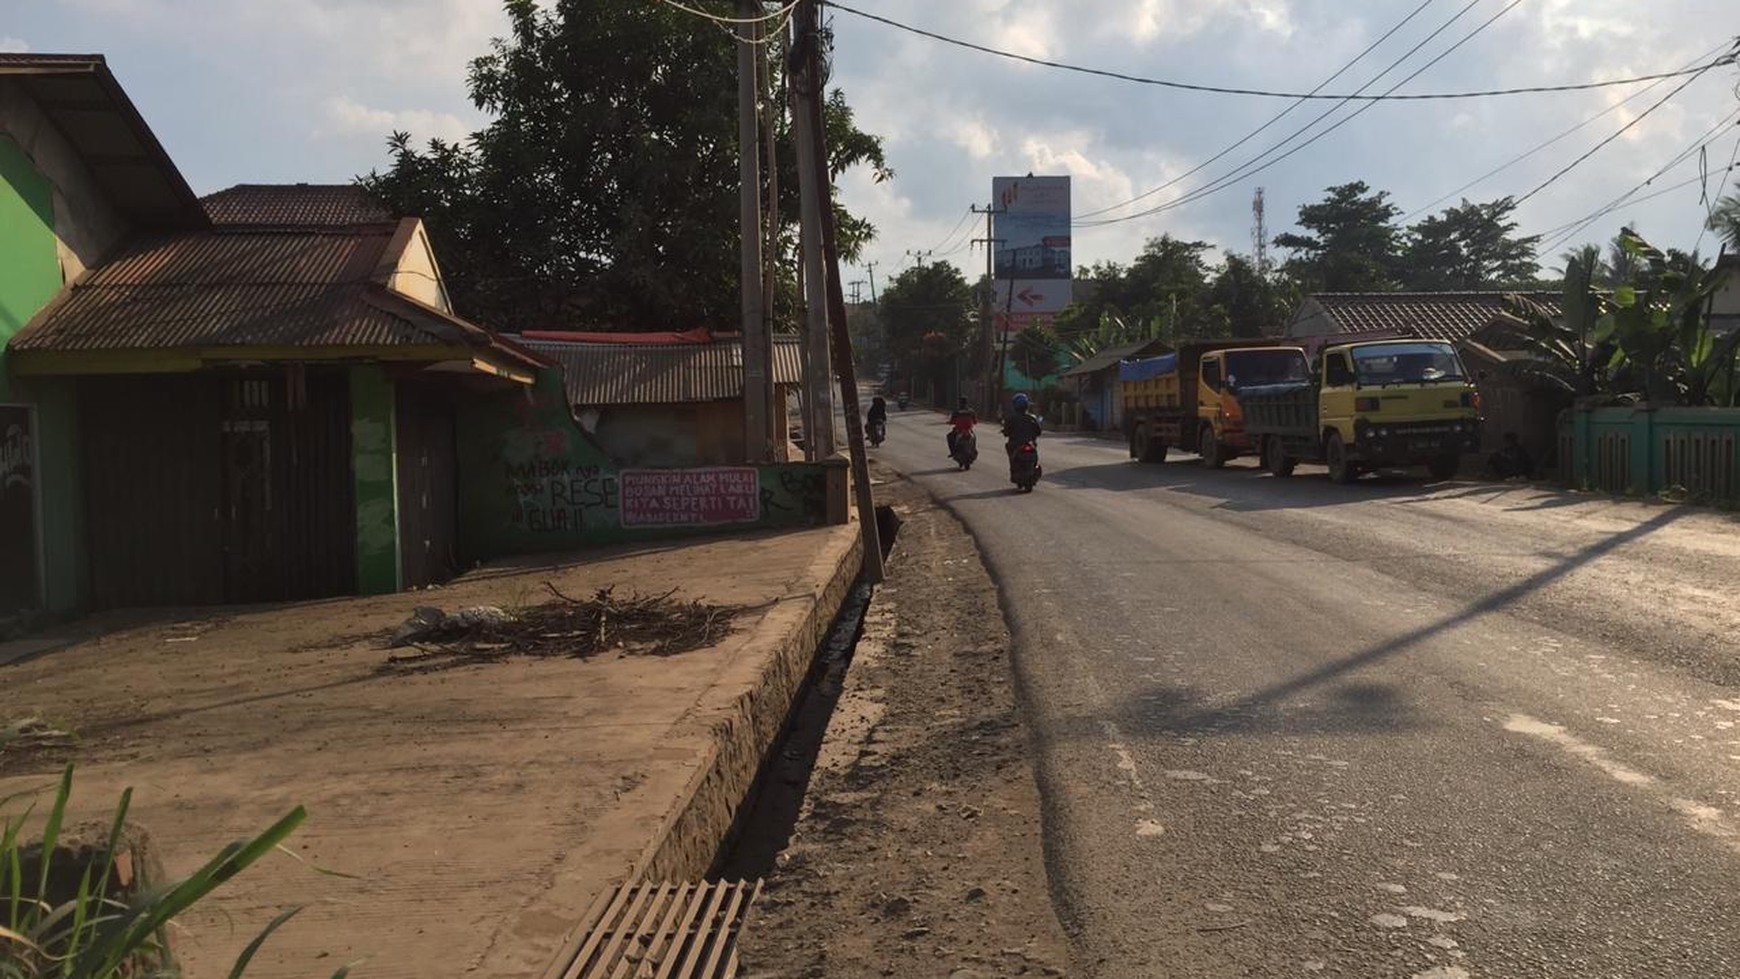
[[738, 0, 771, 462], [796, 0, 882, 583]]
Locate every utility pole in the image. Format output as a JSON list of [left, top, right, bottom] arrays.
[[795, 0, 883, 584], [971, 201, 1005, 413], [905, 248, 931, 270], [738, 0, 771, 462], [792, 5, 833, 461], [849, 280, 864, 304], [865, 261, 879, 303]]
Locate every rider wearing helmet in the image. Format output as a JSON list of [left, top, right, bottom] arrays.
[[1001, 393, 1042, 457]]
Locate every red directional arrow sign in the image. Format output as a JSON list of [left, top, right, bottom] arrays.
[[1016, 286, 1045, 307]]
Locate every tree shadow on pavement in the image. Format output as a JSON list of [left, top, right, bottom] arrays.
[[1043, 459, 1446, 513]]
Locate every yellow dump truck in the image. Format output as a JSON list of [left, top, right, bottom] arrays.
[[1122, 341, 1312, 466], [1239, 338, 1482, 483]]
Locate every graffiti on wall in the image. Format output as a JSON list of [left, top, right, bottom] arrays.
[[760, 466, 828, 516], [620, 467, 760, 527], [505, 458, 619, 533]]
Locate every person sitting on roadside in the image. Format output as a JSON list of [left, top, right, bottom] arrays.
[[1486, 432, 1535, 480], [946, 397, 978, 457]]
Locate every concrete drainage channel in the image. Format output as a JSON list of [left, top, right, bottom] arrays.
[[543, 507, 898, 979]]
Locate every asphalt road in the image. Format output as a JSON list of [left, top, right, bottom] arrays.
[[868, 406, 1740, 979]]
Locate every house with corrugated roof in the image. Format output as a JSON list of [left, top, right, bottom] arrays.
[[1059, 338, 1170, 432], [518, 331, 805, 467], [1, 54, 544, 617], [1281, 291, 1568, 467]]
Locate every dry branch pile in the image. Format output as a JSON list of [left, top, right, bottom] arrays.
[[383, 585, 744, 671]]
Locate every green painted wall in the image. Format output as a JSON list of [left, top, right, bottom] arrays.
[[350, 365, 401, 594], [32, 379, 85, 614], [0, 136, 61, 402], [456, 368, 839, 562]]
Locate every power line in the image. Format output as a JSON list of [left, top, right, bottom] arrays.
[[1400, 40, 1736, 222], [1075, 0, 1440, 221], [1695, 127, 1740, 253], [1078, 0, 1524, 230], [826, 2, 1734, 101], [657, 0, 801, 25], [1534, 107, 1740, 252], [1511, 58, 1730, 209]]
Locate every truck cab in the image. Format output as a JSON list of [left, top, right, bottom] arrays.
[[1240, 338, 1481, 483], [1198, 346, 1311, 466], [1122, 342, 1308, 466]]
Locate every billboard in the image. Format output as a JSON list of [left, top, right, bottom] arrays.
[[992, 175, 1071, 333]]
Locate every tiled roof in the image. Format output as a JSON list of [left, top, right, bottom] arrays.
[[10, 227, 488, 352], [1307, 292, 1563, 343], [1060, 338, 1168, 378], [522, 337, 804, 405], [202, 184, 396, 227]]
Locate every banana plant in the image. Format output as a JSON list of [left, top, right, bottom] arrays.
[[1596, 229, 1736, 405], [1496, 244, 1614, 398]]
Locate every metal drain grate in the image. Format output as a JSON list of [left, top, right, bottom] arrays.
[[552, 880, 763, 979]]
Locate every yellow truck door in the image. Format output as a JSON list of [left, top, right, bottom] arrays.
[[1320, 351, 1357, 443]]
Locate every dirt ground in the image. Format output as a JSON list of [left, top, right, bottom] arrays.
[[0, 525, 858, 979], [737, 466, 1073, 978]]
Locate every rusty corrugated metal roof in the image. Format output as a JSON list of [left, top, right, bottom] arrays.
[[0, 54, 207, 229], [1306, 292, 1564, 344], [13, 228, 452, 351], [202, 184, 396, 226], [523, 336, 804, 405]]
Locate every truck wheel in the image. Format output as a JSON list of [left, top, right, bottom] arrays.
[[1135, 425, 1165, 464], [1199, 423, 1226, 469], [1427, 454, 1460, 480], [1326, 432, 1358, 484], [1264, 436, 1296, 477]]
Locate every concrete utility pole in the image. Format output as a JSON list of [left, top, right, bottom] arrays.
[[738, 0, 772, 462], [849, 280, 864, 305], [795, 0, 883, 584], [971, 202, 1005, 413]]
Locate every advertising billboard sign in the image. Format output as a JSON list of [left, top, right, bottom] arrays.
[[992, 175, 1072, 333]]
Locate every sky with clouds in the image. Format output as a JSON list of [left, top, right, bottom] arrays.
[[8, 0, 1739, 290]]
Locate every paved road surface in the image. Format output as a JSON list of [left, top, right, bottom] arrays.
[[869, 407, 1740, 979]]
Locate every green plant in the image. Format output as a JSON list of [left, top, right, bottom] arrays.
[[1598, 230, 1739, 406], [1, 764, 324, 979], [1495, 244, 1614, 398]]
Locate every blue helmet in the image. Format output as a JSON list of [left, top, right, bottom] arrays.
[[1012, 393, 1030, 410]]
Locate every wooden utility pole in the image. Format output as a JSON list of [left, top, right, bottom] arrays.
[[971, 202, 1004, 413], [738, 0, 772, 462], [795, 0, 883, 583]]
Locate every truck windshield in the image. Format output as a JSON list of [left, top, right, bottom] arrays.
[[1350, 342, 1465, 385], [1226, 349, 1310, 388]]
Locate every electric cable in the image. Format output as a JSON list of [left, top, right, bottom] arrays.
[[1077, 0, 1525, 229], [1077, 0, 1440, 221], [827, 2, 1734, 101]]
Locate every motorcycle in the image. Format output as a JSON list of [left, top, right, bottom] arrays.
[[896, 393, 911, 410], [1009, 440, 1041, 492], [867, 418, 886, 447], [950, 429, 978, 470]]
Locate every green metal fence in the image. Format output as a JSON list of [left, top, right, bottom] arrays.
[[1561, 406, 1740, 503]]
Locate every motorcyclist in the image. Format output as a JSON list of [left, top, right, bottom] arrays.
[[866, 396, 888, 427], [946, 397, 978, 458], [1001, 393, 1042, 457]]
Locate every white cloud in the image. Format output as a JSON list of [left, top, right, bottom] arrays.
[[318, 95, 471, 145], [0, 36, 28, 53]]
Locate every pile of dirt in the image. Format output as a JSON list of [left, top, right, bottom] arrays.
[[382, 585, 743, 672]]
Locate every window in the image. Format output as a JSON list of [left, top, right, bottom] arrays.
[[1324, 354, 1355, 387], [1351, 342, 1466, 385], [1201, 358, 1222, 392]]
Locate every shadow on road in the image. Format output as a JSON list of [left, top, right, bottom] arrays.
[[1044, 459, 1450, 513], [1055, 505, 1685, 741]]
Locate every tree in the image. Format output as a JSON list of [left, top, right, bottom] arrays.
[[1492, 244, 1614, 399], [1275, 181, 1402, 292], [360, 0, 889, 333], [1011, 324, 1062, 381], [1206, 253, 1294, 337], [878, 262, 973, 395], [1398, 197, 1541, 290], [1707, 192, 1740, 248]]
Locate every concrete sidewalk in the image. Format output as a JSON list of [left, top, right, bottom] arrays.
[[0, 523, 862, 979]]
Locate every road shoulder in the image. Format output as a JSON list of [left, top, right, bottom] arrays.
[[738, 464, 1072, 978]]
